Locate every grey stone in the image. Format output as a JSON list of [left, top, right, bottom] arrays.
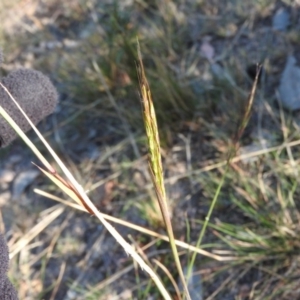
[[278, 56, 300, 111], [272, 8, 290, 31]]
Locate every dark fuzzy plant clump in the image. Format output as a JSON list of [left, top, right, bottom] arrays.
[[0, 234, 18, 300], [0, 68, 58, 147], [0, 49, 58, 299]]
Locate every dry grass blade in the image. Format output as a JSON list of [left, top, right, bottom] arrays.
[[137, 40, 191, 300], [153, 258, 182, 300], [0, 81, 172, 300], [81, 265, 134, 299], [34, 164, 86, 209], [9, 205, 65, 258], [34, 163, 99, 215], [232, 64, 262, 151], [34, 189, 86, 212], [162, 138, 300, 185], [49, 261, 66, 300], [34, 189, 236, 261]]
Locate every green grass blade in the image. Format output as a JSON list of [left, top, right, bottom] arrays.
[[186, 65, 261, 283]]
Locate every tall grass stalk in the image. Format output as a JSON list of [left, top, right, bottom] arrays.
[[137, 40, 191, 300], [185, 65, 261, 282]]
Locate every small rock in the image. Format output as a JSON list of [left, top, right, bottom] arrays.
[[272, 8, 290, 31], [211, 63, 235, 85], [0, 170, 15, 183], [0, 191, 11, 206], [239, 129, 274, 163], [278, 56, 300, 111], [11, 170, 39, 200], [63, 39, 80, 48], [239, 141, 269, 163], [178, 267, 203, 300], [200, 36, 215, 62]]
